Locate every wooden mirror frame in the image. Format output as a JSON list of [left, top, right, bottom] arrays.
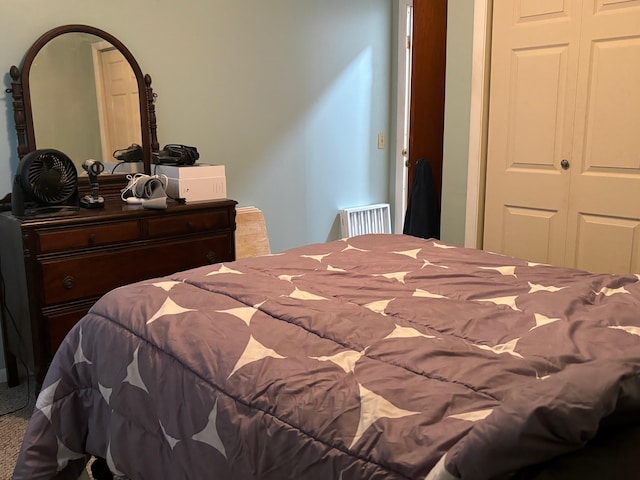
[[7, 24, 159, 195]]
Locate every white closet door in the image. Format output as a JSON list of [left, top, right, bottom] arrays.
[[484, 0, 640, 273], [564, 0, 640, 274], [483, 0, 582, 266]]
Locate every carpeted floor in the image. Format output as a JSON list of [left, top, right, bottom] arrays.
[[0, 375, 36, 479], [0, 376, 94, 480]]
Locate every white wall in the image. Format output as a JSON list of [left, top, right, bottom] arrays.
[[0, 0, 393, 373]]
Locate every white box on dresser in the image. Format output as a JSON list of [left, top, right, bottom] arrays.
[[155, 163, 226, 203]]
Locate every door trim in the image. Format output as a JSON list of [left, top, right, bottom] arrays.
[[464, 0, 491, 248], [91, 40, 114, 164], [393, 0, 413, 233]]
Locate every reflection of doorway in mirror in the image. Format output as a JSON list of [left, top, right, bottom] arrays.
[[92, 41, 142, 166]]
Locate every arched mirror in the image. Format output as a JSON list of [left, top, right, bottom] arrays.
[[7, 25, 158, 193]]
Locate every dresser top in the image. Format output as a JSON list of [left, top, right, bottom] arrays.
[[1, 196, 237, 228]]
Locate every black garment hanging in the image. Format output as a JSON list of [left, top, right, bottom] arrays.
[[403, 158, 440, 239]]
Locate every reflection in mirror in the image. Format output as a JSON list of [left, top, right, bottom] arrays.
[[8, 24, 158, 193], [29, 33, 143, 175]]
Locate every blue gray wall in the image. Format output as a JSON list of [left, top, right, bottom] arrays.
[[441, 1, 476, 244], [0, 0, 393, 254]]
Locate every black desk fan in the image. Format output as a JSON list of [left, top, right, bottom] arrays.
[[11, 149, 78, 217]]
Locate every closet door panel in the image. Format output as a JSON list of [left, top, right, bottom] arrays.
[[573, 214, 640, 274], [565, 1, 640, 273], [483, 0, 582, 264], [500, 206, 562, 264]]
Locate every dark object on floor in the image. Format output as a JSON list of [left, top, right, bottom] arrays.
[[403, 158, 440, 240], [91, 458, 113, 480]]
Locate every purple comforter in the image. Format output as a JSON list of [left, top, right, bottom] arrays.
[[13, 234, 640, 479]]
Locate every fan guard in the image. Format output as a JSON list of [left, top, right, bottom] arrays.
[[12, 149, 79, 217]]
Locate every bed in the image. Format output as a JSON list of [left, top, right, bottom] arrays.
[[12, 234, 640, 480]]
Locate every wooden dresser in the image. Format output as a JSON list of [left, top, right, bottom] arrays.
[[0, 197, 236, 388]]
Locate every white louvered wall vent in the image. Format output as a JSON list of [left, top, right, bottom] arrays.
[[339, 203, 392, 238]]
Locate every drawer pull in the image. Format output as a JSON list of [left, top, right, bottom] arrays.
[[187, 221, 195, 231], [62, 275, 76, 290], [206, 251, 216, 264], [88, 233, 96, 245]]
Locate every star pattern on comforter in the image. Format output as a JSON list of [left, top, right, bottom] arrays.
[[13, 234, 640, 480]]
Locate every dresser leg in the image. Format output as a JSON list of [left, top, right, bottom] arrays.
[[1, 287, 21, 387], [4, 350, 20, 387], [34, 366, 46, 394]]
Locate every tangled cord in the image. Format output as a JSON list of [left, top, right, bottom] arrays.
[[120, 173, 168, 202]]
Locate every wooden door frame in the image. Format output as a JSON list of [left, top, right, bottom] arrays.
[[407, 0, 447, 208], [394, 0, 447, 234], [394, 0, 485, 243], [393, 0, 482, 242]]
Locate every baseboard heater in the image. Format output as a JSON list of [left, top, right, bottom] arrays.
[[339, 203, 392, 238]]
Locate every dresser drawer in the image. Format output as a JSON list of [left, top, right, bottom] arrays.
[[1, 198, 236, 389], [45, 307, 90, 356], [40, 233, 234, 305], [146, 210, 231, 238], [37, 220, 141, 253]]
